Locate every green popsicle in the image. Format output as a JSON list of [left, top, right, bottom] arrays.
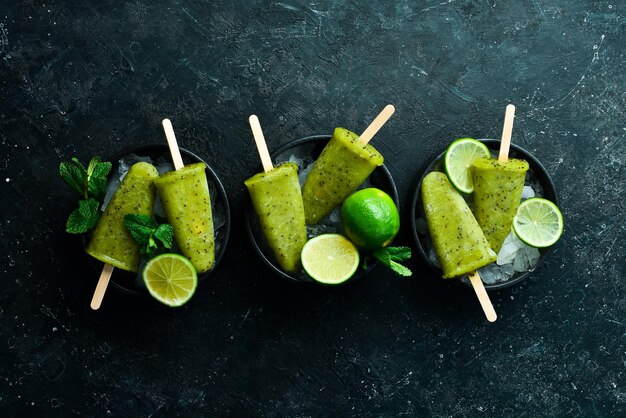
[[86, 162, 158, 273], [422, 171, 497, 279], [302, 127, 384, 224], [245, 162, 307, 273], [471, 158, 529, 253], [155, 162, 215, 274]]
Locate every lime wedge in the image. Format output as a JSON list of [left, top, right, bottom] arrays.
[[513, 198, 564, 248], [143, 253, 198, 307], [443, 138, 491, 194], [301, 234, 360, 285]]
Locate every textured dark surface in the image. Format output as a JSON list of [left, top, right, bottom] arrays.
[[1, 0, 625, 416]]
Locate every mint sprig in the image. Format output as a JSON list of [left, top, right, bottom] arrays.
[[59, 156, 112, 234], [65, 198, 101, 233], [372, 246, 413, 277], [124, 214, 174, 258]]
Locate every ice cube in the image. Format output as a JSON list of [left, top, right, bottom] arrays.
[[154, 157, 173, 176], [526, 246, 540, 268], [514, 243, 540, 272], [513, 247, 531, 272], [297, 158, 315, 186], [497, 232, 523, 265], [289, 154, 303, 167], [521, 185, 535, 200], [478, 263, 502, 284], [118, 159, 130, 178], [501, 262, 515, 277]]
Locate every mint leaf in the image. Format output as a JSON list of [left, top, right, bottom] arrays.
[[373, 246, 413, 277], [71, 157, 86, 171], [87, 175, 108, 200], [124, 214, 174, 258], [154, 224, 174, 249], [124, 214, 156, 245], [125, 214, 156, 228], [66, 198, 100, 233], [388, 260, 413, 277], [384, 246, 412, 262], [87, 156, 100, 177], [92, 161, 112, 179], [86, 158, 112, 200], [59, 160, 87, 197], [143, 237, 158, 257]]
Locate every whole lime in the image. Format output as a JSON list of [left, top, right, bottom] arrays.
[[340, 188, 400, 250]]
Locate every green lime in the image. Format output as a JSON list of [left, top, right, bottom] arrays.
[[340, 188, 400, 250], [301, 234, 360, 285], [143, 253, 198, 307], [513, 198, 564, 248], [443, 138, 491, 194]]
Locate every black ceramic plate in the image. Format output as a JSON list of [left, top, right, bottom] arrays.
[[410, 139, 559, 290], [245, 135, 400, 284], [84, 144, 231, 296]]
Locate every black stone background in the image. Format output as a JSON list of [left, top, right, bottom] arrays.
[[1, 0, 625, 416]]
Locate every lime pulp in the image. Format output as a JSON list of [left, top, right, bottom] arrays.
[[513, 198, 564, 248], [301, 234, 360, 285], [143, 253, 198, 307]]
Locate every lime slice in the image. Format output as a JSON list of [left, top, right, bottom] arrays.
[[143, 253, 198, 307], [443, 138, 491, 193], [513, 198, 564, 248], [301, 234, 360, 285]]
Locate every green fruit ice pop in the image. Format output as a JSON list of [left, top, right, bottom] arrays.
[[301, 127, 384, 225], [86, 162, 158, 272], [471, 157, 529, 253], [422, 172, 497, 279], [155, 162, 215, 274], [245, 162, 307, 273]]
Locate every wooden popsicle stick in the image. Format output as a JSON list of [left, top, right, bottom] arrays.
[[498, 104, 516, 162], [248, 115, 274, 173], [90, 263, 115, 310], [468, 271, 497, 322], [359, 104, 395, 145], [162, 118, 185, 170]]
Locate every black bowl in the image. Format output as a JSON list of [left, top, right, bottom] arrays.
[[245, 135, 400, 284], [410, 139, 559, 290], [84, 144, 231, 296]]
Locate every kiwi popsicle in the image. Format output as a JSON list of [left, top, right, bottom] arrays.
[[422, 172, 497, 278], [302, 127, 384, 224], [155, 162, 215, 274], [471, 158, 529, 253], [86, 162, 158, 273], [245, 162, 307, 273]]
